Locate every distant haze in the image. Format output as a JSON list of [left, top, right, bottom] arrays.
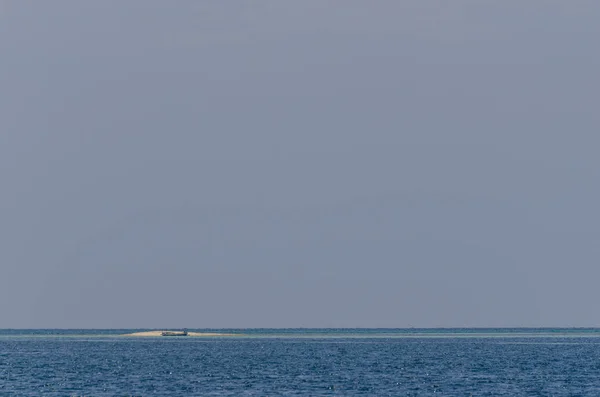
[[1, 1, 599, 328]]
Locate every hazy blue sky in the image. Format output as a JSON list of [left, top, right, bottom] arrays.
[[1, 1, 599, 328]]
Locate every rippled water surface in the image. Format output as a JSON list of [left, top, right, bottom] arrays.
[[2, 329, 600, 396]]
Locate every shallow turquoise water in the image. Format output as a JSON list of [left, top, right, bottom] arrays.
[[2, 329, 600, 395]]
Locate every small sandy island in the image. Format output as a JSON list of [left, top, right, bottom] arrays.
[[122, 331, 237, 337]]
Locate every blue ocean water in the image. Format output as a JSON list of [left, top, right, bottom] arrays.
[[2, 329, 600, 396]]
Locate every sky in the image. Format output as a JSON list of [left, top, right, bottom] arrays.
[[1, 1, 599, 329]]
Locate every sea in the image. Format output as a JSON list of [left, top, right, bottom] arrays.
[[2, 328, 600, 396]]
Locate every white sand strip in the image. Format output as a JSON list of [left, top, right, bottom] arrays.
[[122, 331, 235, 337]]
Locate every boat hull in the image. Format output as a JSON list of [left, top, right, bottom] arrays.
[[161, 331, 188, 337]]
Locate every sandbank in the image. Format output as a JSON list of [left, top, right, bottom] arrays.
[[122, 330, 235, 337]]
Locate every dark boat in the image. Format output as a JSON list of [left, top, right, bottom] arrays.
[[161, 329, 188, 336]]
